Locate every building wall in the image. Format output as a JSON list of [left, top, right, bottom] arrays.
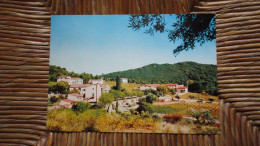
[[121, 79, 128, 83], [84, 84, 101, 103], [101, 85, 110, 93], [71, 79, 83, 85], [67, 95, 83, 101], [89, 80, 103, 84]]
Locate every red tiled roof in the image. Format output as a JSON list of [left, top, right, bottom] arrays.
[[177, 87, 186, 89], [70, 84, 93, 88], [163, 84, 178, 86], [62, 99, 76, 104], [68, 93, 83, 97], [71, 77, 83, 80]]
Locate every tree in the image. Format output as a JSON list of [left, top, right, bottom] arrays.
[[189, 94, 195, 99], [156, 85, 169, 96], [169, 88, 176, 95], [72, 102, 91, 113], [175, 94, 180, 101], [128, 14, 216, 56], [145, 93, 158, 103], [208, 97, 215, 103], [115, 75, 121, 90], [55, 81, 69, 94], [48, 81, 69, 94], [69, 88, 80, 94], [99, 93, 114, 108]]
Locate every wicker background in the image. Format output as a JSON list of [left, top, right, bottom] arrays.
[[0, 0, 259, 145]]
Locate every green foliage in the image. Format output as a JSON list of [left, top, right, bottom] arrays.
[[189, 108, 216, 125], [144, 89, 158, 96], [69, 88, 80, 94], [99, 93, 114, 107], [156, 85, 169, 96], [48, 81, 69, 94], [115, 75, 121, 90], [169, 88, 176, 95], [49, 96, 58, 104], [189, 94, 195, 99], [208, 97, 215, 102], [128, 14, 215, 56], [72, 102, 91, 113], [102, 62, 217, 95], [145, 93, 158, 103], [49, 65, 98, 83], [175, 95, 180, 100]]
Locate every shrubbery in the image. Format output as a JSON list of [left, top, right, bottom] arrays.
[[72, 102, 91, 113]]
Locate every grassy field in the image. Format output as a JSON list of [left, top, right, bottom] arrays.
[[106, 81, 139, 91], [180, 93, 219, 102], [150, 102, 219, 118], [47, 108, 219, 134]]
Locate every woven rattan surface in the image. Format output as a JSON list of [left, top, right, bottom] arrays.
[[0, 0, 259, 145]]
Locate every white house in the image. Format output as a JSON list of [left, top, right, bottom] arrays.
[[138, 84, 159, 91], [88, 79, 103, 84], [69, 84, 102, 103], [67, 93, 83, 101], [177, 86, 188, 93], [163, 84, 178, 89], [120, 78, 128, 84], [100, 84, 110, 93], [57, 75, 83, 85]]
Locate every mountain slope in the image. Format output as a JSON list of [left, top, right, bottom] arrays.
[[102, 61, 218, 95]]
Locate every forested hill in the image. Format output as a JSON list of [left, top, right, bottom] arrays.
[[102, 61, 218, 95]]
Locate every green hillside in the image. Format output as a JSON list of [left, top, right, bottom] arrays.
[[102, 62, 218, 95]]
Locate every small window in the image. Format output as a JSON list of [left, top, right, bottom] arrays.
[[92, 88, 94, 90]]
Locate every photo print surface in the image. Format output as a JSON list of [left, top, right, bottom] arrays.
[[47, 14, 219, 134]]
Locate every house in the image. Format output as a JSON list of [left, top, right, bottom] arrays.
[[67, 93, 83, 101], [59, 99, 76, 108], [177, 86, 188, 93], [57, 75, 83, 85], [138, 84, 159, 91], [120, 78, 128, 84], [163, 84, 178, 89], [69, 84, 102, 103], [99, 83, 110, 93], [88, 79, 103, 84]]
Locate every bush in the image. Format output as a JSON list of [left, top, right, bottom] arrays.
[[145, 93, 158, 103], [163, 114, 182, 124], [99, 93, 114, 108], [198, 98, 203, 102], [72, 102, 91, 113], [179, 118, 193, 125], [152, 114, 163, 121], [49, 96, 58, 104], [144, 89, 158, 96], [189, 94, 195, 99], [208, 97, 215, 102], [69, 88, 80, 94], [175, 95, 180, 100]]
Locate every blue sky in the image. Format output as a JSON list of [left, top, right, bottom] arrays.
[[50, 15, 216, 75]]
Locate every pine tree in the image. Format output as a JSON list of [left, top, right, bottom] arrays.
[[116, 75, 121, 90]]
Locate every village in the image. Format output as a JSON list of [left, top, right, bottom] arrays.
[[47, 74, 219, 133], [49, 75, 190, 110]]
